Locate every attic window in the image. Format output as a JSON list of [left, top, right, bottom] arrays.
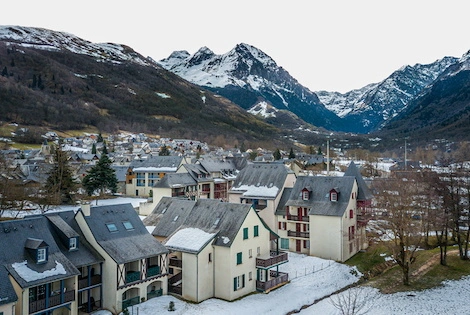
[[213, 218, 220, 226], [69, 237, 78, 250], [173, 216, 179, 222], [302, 188, 310, 201], [162, 208, 167, 214], [106, 223, 118, 232], [37, 248, 47, 263], [330, 191, 338, 202], [123, 221, 134, 230]]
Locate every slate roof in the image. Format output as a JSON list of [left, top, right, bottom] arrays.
[[82, 203, 168, 264], [0, 267, 17, 306], [230, 163, 293, 198], [111, 165, 129, 182], [199, 158, 237, 173], [153, 172, 196, 188], [285, 176, 356, 217], [274, 187, 293, 216], [0, 216, 80, 290], [344, 161, 374, 201], [46, 211, 104, 268], [129, 156, 183, 169], [145, 197, 253, 251]]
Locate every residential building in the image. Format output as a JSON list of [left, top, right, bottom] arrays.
[[74, 203, 169, 313], [276, 175, 362, 262], [143, 197, 288, 302], [125, 156, 187, 197], [0, 216, 80, 315], [228, 163, 296, 232]]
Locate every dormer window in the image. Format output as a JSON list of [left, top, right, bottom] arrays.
[[123, 221, 134, 230], [301, 188, 310, 201], [69, 237, 78, 250], [37, 248, 47, 263], [329, 189, 339, 202]]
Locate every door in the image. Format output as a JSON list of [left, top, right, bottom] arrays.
[[296, 240, 301, 252]]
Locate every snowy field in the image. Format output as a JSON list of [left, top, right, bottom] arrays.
[[91, 252, 360, 315]]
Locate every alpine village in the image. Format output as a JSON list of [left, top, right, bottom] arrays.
[[1, 26, 470, 315]]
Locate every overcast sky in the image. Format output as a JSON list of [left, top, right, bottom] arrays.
[[5, 0, 469, 93]]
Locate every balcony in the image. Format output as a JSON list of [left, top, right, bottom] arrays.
[[147, 288, 163, 300], [256, 252, 288, 269], [29, 290, 75, 314], [147, 265, 160, 278], [169, 257, 182, 268], [256, 271, 289, 292], [286, 215, 309, 222], [287, 231, 310, 238], [125, 271, 141, 284], [78, 274, 102, 290], [122, 296, 140, 309]]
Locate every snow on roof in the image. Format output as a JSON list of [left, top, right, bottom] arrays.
[[231, 184, 279, 198], [12, 260, 66, 282], [133, 167, 177, 172], [165, 228, 216, 253]]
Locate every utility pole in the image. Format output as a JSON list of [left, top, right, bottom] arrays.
[[327, 138, 330, 176], [404, 139, 407, 171]]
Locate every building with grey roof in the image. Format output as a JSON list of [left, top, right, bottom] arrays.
[[276, 174, 367, 262], [75, 203, 169, 313], [145, 197, 289, 302]]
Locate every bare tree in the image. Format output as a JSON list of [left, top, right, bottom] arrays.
[[373, 172, 426, 285], [330, 286, 378, 315]]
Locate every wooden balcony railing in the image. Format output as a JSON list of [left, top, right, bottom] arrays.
[[256, 252, 288, 269], [286, 215, 309, 222], [168, 272, 182, 285], [287, 230, 310, 238], [256, 271, 288, 292], [169, 258, 182, 268], [29, 290, 75, 314], [78, 274, 102, 290]]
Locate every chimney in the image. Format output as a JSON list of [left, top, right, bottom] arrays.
[[81, 201, 91, 217]]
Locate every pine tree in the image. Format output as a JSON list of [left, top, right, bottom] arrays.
[[45, 144, 77, 204], [91, 143, 97, 154], [1, 66, 7, 77], [289, 148, 296, 159], [273, 148, 281, 160], [97, 133, 104, 143], [82, 154, 117, 197], [102, 141, 108, 155]]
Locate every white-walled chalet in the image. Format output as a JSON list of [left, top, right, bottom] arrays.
[[143, 197, 288, 302]]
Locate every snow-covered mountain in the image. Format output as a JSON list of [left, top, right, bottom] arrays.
[[0, 25, 157, 67], [316, 57, 458, 133], [159, 43, 342, 130]]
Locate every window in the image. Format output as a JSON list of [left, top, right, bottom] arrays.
[[302, 189, 309, 200], [249, 272, 252, 281], [303, 240, 310, 249], [233, 274, 245, 291], [236, 252, 242, 265], [349, 226, 355, 241], [249, 249, 252, 258], [123, 221, 134, 230], [243, 227, 248, 240], [106, 223, 118, 232], [169, 267, 174, 274], [330, 191, 337, 202], [280, 238, 289, 249], [349, 209, 354, 219], [283, 222, 287, 230], [208, 253, 212, 262], [254, 225, 259, 237], [257, 247, 260, 256], [69, 237, 77, 250], [37, 248, 47, 263]]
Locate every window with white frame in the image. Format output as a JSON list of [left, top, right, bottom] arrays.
[[69, 237, 77, 250], [233, 274, 245, 291], [37, 248, 47, 263]]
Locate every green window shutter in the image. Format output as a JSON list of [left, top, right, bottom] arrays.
[[233, 277, 237, 291], [237, 252, 242, 265], [254, 225, 259, 237], [242, 274, 245, 287], [243, 227, 248, 239]]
